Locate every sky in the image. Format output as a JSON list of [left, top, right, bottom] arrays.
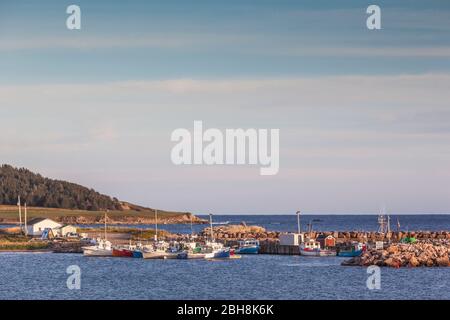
[[0, 0, 449, 214]]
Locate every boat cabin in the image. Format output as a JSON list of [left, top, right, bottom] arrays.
[[302, 239, 321, 250], [238, 239, 260, 247]]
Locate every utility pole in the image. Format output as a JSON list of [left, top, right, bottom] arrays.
[[154, 209, 158, 242], [24, 203, 28, 236], [104, 211, 108, 241], [17, 196, 22, 233]]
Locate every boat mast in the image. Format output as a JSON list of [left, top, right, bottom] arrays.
[[154, 209, 158, 242], [209, 213, 214, 242], [190, 214, 194, 238], [17, 196, 22, 233], [104, 211, 108, 241], [296, 210, 301, 234]]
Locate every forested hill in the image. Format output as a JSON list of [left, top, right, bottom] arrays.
[[0, 164, 122, 211]]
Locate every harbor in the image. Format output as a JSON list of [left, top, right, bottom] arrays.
[[2, 207, 449, 267], [1, 211, 449, 300]]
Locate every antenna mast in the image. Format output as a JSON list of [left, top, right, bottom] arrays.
[[209, 213, 214, 242], [154, 209, 158, 242]]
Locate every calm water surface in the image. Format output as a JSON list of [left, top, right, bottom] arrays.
[[70, 214, 450, 234], [2, 214, 449, 234], [0, 252, 449, 300]]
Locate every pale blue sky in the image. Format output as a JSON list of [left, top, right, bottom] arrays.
[[1, 1, 449, 214]]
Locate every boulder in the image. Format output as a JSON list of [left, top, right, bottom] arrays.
[[436, 256, 449, 267], [385, 257, 401, 268], [426, 259, 434, 267], [408, 256, 420, 267], [387, 245, 399, 254]]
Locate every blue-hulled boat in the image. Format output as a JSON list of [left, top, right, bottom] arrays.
[[205, 247, 231, 259], [235, 239, 260, 254], [337, 242, 366, 257]]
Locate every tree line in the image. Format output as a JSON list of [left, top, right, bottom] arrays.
[[0, 164, 122, 211]]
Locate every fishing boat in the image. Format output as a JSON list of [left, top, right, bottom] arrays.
[[142, 249, 169, 259], [132, 243, 153, 258], [82, 212, 112, 257], [204, 247, 231, 259], [164, 245, 182, 259], [141, 241, 181, 259], [235, 239, 260, 254], [337, 242, 366, 257], [203, 214, 231, 259], [299, 239, 336, 256], [177, 251, 206, 259], [82, 238, 113, 257], [112, 245, 134, 257], [177, 241, 206, 259]]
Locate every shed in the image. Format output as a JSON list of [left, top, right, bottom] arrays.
[[279, 233, 305, 246], [25, 218, 62, 236], [316, 234, 336, 248]]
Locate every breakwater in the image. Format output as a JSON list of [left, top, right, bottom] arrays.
[[342, 241, 450, 267], [199, 225, 450, 242]]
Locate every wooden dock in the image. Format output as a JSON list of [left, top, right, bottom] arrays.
[[259, 240, 300, 255]]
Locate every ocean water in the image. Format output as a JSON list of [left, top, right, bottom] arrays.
[[3, 214, 448, 234], [0, 252, 449, 300], [0, 214, 448, 300], [71, 214, 450, 234]]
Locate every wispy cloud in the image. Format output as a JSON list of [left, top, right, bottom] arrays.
[[1, 73, 449, 212], [2, 34, 449, 58]]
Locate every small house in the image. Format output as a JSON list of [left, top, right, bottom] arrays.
[[316, 234, 336, 248], [25, 218, 62, 236]]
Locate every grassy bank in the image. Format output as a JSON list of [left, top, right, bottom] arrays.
[[0, 233, 50, 251], [0, 241, 51, 251], [0, 205, 201, 224]]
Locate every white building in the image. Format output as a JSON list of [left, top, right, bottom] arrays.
[[279, 233, 305, 246], [55, 225, 77, 237], [25, 218, 62, 236]]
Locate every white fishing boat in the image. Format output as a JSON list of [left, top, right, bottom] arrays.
[[83, 238, 113, 256], [83, 212, 112, 256], [204, 214, 230, 259], [142, 249, 169, 259], [299, 239, 336, 257]]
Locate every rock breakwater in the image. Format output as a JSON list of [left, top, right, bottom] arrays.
[[342, 240, 450, 267]]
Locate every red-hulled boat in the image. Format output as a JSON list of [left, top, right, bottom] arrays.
[[112, 247, 134, 257]]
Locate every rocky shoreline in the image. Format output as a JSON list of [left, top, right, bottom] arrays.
[[342, 240, 450, 268]]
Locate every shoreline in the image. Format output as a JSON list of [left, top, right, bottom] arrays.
[[0, 249, 53, 253]]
